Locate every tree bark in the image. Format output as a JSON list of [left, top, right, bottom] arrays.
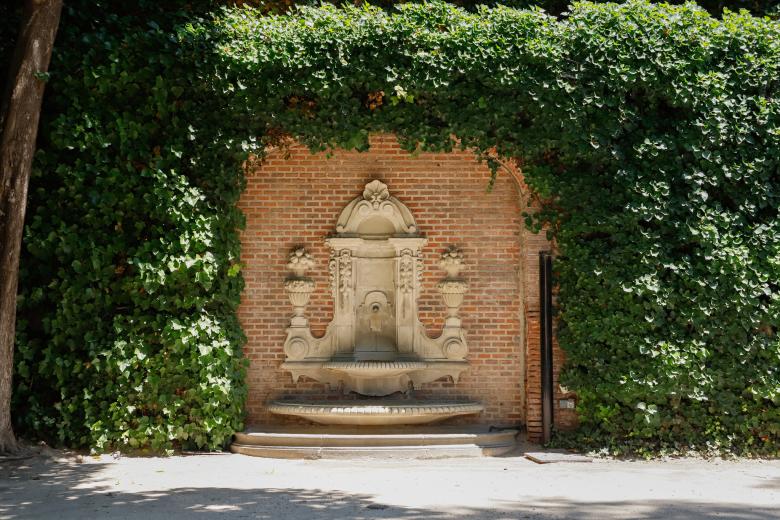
[[0, 0, 62, 454]]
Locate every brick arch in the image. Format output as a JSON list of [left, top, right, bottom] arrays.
[[237, 134, 573, 438]]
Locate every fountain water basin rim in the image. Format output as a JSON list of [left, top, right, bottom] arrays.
[[268, 400, 485, 426]]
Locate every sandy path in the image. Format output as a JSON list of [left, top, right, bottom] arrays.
[[1, 450, 779, 519]]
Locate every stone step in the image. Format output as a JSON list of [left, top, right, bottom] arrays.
[[230, 426, 519, 459]]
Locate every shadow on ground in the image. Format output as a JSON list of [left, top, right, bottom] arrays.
[[1, 457, 779, 519], [754, 476, 780, 490]]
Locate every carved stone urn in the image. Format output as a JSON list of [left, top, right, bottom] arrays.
[[437, 247, 468, 328], [284, 248, 315, 327]]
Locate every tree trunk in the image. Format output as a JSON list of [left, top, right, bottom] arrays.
[[0, 0, 62, 454]]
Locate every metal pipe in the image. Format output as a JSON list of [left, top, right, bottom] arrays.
[[539, 252, 554, 444]]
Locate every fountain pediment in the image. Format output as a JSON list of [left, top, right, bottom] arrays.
[[334, 179, 419, 237]]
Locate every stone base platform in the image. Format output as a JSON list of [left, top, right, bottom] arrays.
[[230, 425, 519, 459]]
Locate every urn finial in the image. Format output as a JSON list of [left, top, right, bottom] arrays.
[[287, 247, 315, 278], [439, 246, 465, 279]]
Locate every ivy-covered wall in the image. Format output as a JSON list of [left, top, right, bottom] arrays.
[[245, 0, 779, 17], [13, 0, 251, 451], [13, 1, 780, 455]]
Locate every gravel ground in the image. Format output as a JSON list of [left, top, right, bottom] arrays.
[[1, 446, 779, 519]]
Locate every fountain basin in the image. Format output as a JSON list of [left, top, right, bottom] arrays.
[[322, 360, 428, 378], [281, 359, 469, 396], [268, 400, 484, 426]]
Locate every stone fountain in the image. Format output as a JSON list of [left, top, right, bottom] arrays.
[[270, 180, 483, 426]]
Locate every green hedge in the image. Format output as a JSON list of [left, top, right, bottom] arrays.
[[14, 1, 780, 455], [241, 0, 779, 18], [14, 1, 249, 451]]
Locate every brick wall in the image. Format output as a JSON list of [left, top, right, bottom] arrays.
[[238, 134, 575, 440]]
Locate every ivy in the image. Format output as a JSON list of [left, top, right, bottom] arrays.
[[13, 0, 780, 455], [243, 0, 779, 18]]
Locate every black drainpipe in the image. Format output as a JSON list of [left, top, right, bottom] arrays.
[[539, 252, 554, 445]]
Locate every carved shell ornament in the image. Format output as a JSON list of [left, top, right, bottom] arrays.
[[363, 179, 390, 209], [335, 180, 419, 235]]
